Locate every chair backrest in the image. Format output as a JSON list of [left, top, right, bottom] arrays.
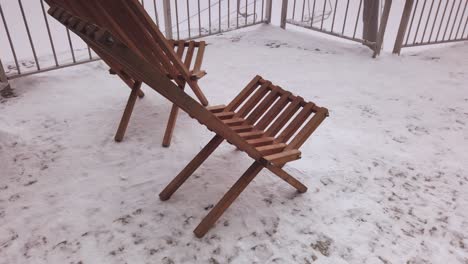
[[44, 0, 196, 89], [46, 3, 266, 163]]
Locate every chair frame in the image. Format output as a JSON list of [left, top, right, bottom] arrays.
[[47, 1, 329, 238]]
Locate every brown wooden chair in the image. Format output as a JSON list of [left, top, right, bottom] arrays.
[[46, 0, 329, 238], [44, 0, 209, 147]]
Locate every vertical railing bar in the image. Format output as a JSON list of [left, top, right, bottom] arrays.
[[442, 0, 457, 40], [18, 0, 40, 70], [40, 0, 58, 67], [262, 0, 265, 21], [266, 0, 273, 23], [87, 46, 92, 60], [435, 1, 451, 41], [0, 4, 20, 75], [413, 0, 427, 44], [174, 0, 180, 40], [428, 0, 442, 41], [353, 0, 363, 39], [331, 0, 338, 32], [198, 0, 202, 36], [187, 0, 191, 38], [404, 0, 419, 45], [421, 0, 435, 43], [320, 0, 327, 30], [253, 0, 257, 24], [65, 29, 76, 63], [342, 0, 350, 34], [245, 0, 248, 25], [237, 0, 240, 28], [154, 0, 160, 25], [310, 0, 316, 28], [374, 0, 392, 57], [209, 0, 212, 34], [163, 0, 173, 39], [219, 0, 223, 32], [455, 0, 468, 38], [141, 0, 145, 8], [462, 11, 468, 37], [301, 0, 306, 21], [0, 59, 9, 86], [228, 0, 231, 27], [292, 0, 297, 20], [449, 0, 463, 40], [281, 0, 288, 28]]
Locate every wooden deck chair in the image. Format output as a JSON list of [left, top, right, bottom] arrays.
[[44, 0, 209, 147], [46, 0, 329, 238]]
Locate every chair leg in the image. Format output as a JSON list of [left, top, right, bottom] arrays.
[[137, 89, 145, 98], [193, 161, 264, 238], [162, 104, 180, 147], [266, 164, 308, 193], [159, 135, 224, 201], [114, 81, 142, 142]]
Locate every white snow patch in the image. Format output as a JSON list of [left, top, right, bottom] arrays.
[[0, 26, 467, 264]]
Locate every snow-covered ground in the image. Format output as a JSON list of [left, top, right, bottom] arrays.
[[1, 25, 468, 264]]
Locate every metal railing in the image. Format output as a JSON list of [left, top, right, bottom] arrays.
[[280, 0, 393, 57], [0, 0, 272, 86], [394, 0, 468, 54], [163, 0, 272, 40]]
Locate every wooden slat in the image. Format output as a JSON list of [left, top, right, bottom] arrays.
[[230, 125, 254, 133], [238, 131, 265, 140], [184, 41, 196, 68], [276, 103, 315, 143], [222, 118, 245, 126], [287, 107, 329, 150], [256, 143, 287, 156], [176, 41, 185, 59], [255, 91, 291, 130], [264, 150, 301, 164], [266, 96, 303, 137], [214, 112, 235, 120], [225, 76, 262, 112], [206, 105, 226, 113], [193, 41, 206, 72], [236, 82, 271, 118], [245, 87, 280, 124], [247, 137, 275, 147]]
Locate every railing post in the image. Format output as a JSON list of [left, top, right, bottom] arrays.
[[163, 0, 173, 39], [373, 0, 392, 58], [0, 59, 10, 90], [265, 0, 273, 24], [393, 0, 415, 55], [363, 0, 380, 43], [281, 0, 289, 29]]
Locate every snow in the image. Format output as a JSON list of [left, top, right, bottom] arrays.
[[1, 24, 468, 264]]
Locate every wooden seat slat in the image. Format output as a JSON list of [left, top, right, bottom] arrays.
[[276, 103, 315, 143], [264, 150, 302, 164], [236, 82, 271, 118], [256, 143, 287, 156]]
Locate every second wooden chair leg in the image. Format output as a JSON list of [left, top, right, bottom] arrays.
[[193, 161, 264, 238], [162, 104, 180, 147], [115, 81, 142, 142], [266, 164, 308, 193], [159, 135, 224, 201]]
